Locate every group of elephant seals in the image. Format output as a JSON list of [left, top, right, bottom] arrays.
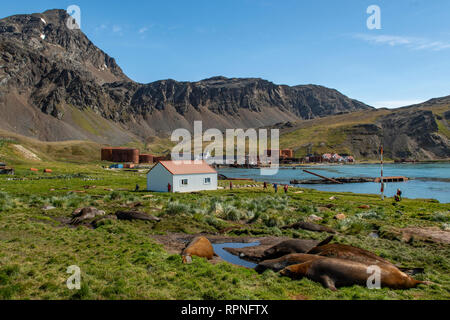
[[280, 256, 428, 291], [70, 207, 105, 225], [181, 236, 216, 264], [262, 236, 334, 260], [115, 211, 161, 222], [281, 221, 336, 234]]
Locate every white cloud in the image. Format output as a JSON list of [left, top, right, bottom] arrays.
[[112, 25, 122, 33], [354, 33, 450, 51], [139, 27, 148, 34], [370, 100, 426, 109]]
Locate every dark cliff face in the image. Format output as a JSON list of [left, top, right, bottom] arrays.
[[378, 109, 450, 159], [0, 9, 372, 141], [343, 109, 450, 160], [104, 78, 370, 120]]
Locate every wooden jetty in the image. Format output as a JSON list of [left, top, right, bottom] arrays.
[[290, 170, 409, 185], [374, 176, 409, 183], [290, 177, 374, 185], [302, 170, 343, 184]]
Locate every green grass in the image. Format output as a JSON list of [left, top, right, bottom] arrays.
[[0, 160, 449, 300]]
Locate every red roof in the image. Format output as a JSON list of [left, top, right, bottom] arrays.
[[158, 160, 217, 175]]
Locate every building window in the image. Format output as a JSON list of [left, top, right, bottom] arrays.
[[204, 177, 211, 185], [181, 179, 188, 186]]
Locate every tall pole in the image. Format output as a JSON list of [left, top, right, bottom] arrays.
[[380, 145, 384, 200]]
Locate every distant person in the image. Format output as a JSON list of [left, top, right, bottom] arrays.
[[284, 184, 289, 194], [135, 184, 140, 192], [230, 181, 233, 190], [168, 183, 172, 193], [263, 182, 267, 190], [395, 189, 402, 202], [273, 183, 278, 193]]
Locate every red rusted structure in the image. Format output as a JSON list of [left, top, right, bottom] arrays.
[[139, 154, 154, 164], [102, 147, 140, 164], [111, 148, 139, 164], [101, 148, 113, 161], [280, 149, 294, 159]]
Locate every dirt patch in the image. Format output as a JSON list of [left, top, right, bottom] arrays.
[[398, 227, 450, 244], [12, 144, 41, 161]]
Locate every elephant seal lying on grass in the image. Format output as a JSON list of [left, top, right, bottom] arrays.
[[262, 236, 334, 260], [70, 207, 105, 225], [181, 236, 216, 264], [307, 243, 393, 267], [307, 243, 424, 275], [115, 211, 161, 222], [282, 221, 336, 234], [255, 253, 324, 273], [280, 257, 428, 291]]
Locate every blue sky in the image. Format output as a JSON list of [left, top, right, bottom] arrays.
[[2, 0, 449, 108]]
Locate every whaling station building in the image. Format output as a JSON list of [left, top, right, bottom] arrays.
[[147, 160, 218, 193]]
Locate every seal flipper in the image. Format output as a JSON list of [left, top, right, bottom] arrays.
[[317, 235, 334, 247], [397, 267, 424, 276], [319, 275, 337, 291], [306, 236, 334, 254]]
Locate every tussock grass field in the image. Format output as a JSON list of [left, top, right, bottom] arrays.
[[0, 160, 449, 300]]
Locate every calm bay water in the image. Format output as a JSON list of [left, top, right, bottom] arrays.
[[219, 163, 450, 203], [212, 242, 260, 268]]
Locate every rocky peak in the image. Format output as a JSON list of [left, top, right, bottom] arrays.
[[0, 9, 129, 84]]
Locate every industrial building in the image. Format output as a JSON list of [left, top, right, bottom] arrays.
[[101, 147, 161, 164]]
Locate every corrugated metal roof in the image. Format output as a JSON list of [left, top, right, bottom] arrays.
[[158, 160, 217, 175]]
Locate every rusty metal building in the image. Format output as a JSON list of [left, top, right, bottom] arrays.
[[102, 147, 140, 164], [139, 154, 154, 164]]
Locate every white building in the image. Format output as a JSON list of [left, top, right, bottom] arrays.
[[147, 160, 218, 193]]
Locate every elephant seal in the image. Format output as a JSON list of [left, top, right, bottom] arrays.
[[115, 211, 161, 222], [282, 221, 336, 234], [280, 257, 428, 291], [70, 207, 105, 225], [181, 236, 216, 264], [307, 243, 424, 275], [262, 236, 334, 260], [307, 243, 393, 267], [255, 253, 325, 273]]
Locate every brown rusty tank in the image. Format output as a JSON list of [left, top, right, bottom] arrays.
[[111, 148, 139, 164], [139, 154, 154, 164], [101, 148, 113, 161]]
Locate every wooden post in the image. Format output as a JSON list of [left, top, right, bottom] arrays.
[[302, 170, 343, 184]]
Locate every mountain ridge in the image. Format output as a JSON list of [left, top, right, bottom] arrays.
[[0, 9, 371, 143], [0, 9, 448, 160]]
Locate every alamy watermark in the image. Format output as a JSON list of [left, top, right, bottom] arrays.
[[171, 121, 280, 175], [367, 265, 381, 289], [66, 265, 81, 290], [367, 5, 381, 30], [66, 5, 82, 30]]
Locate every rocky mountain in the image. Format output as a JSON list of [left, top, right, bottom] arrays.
[[278, 99, 450, 161], [346, 108, 450, 160], [0, 9, 371, 144]]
